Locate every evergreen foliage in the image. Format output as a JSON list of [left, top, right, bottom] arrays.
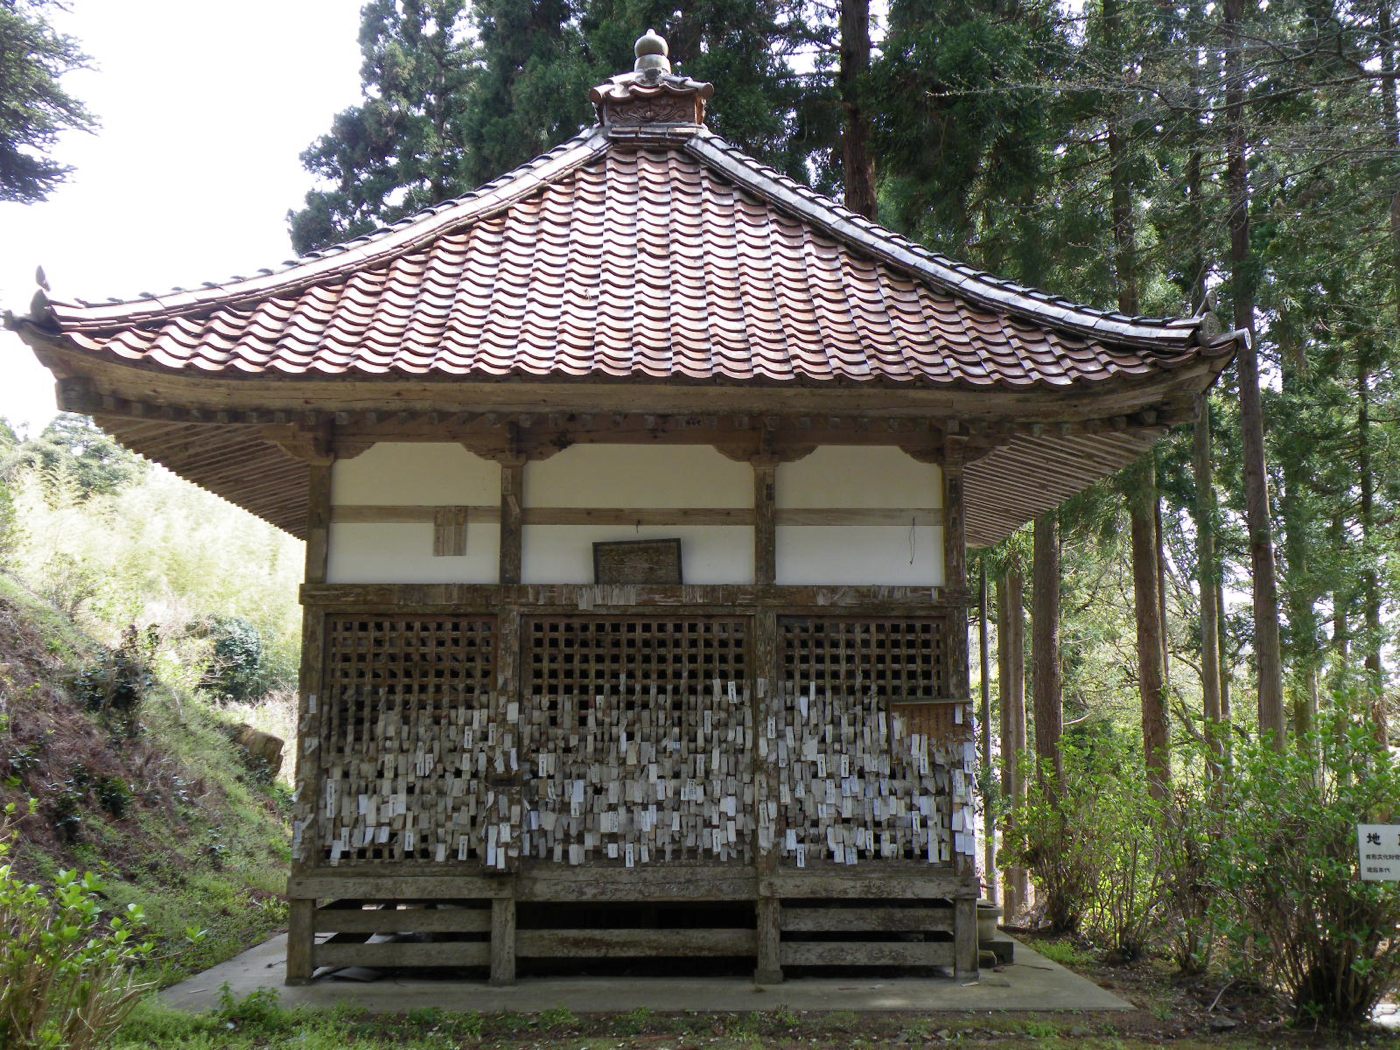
[[288, 0, 814, 253], [288, 0, 478, 254], [1, 414, 146, 503], [194, 615, 269, 705], [0, 0, 95, 203], [0, 803, 153, 1050]]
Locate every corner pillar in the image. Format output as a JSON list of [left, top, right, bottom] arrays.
[[943, 433, 979, 979], [287, 453, 333, 985]]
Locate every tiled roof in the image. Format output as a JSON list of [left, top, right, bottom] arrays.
[[32, 125, 1231, 389]]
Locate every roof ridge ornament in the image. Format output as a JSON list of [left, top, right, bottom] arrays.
[[589, 29, 714, 134], [634, 28, 670, 74]]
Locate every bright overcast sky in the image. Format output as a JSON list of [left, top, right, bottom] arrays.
[[0, 0, 363, 436]]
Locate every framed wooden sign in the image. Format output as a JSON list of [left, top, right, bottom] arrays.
[[593, 538, 683, 584]]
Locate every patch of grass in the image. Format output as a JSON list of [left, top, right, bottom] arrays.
[[613, 1006, 653, 1034], [1034, 938, 1094, 967], [536, 1006, 579, 1030]]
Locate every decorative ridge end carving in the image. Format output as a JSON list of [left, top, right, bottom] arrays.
[[589, 30, 713, 129]]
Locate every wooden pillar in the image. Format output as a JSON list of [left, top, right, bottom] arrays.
[[954, 891, 979, 979], [753, 460, 776, 586], [942, 435, 978, 979], [304, 462, 332, 585], [496, 600, 523, 874], [288, 457, 332, 986], [499, 456, 525, 585], [286, 898, 315, 985], [1033, 513, 1064, 789], [490, 897, 517, 984], [998, 565, 1029, 920], [753, 604, 783, 983], [978, 566, 996, 906]]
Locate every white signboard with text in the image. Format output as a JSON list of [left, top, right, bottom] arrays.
[[1358, 824, 1400, 881]]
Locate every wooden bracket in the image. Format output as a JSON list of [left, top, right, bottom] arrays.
[[263, 421, 369, 464]]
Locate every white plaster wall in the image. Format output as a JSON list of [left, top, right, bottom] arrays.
[[323, 443, 946, 587], [332, 443, 500, 506], [778, 446, 943, 509], [328, 443, 501, 584], [523, 445, 752, 584], [327, 522, 501, 584], [523, 525, 752, 585], [526, 445, 751, 507], [776, 447, 944, 586], [776, 525, 944, 586]]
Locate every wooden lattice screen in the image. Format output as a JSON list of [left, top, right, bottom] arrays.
[[520, 617, 754, 865], [775, 616, 959, 866], [317, 615, 497, 864], [779, 616, 950, 702]]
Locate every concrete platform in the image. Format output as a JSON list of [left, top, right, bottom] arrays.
[[160, 934, 1132, 1014]]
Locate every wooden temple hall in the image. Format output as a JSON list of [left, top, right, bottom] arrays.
[[10, 32, 1236, 985]]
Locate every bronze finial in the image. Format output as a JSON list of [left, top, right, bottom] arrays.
[[634, 28, 670, 74]]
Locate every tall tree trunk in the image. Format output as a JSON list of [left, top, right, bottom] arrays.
[[1223, 0, 1286, 746], [1102, 7, 1171, 788], [1183, 52, 1226, 775], [1277, 325, 1319, 747], [1129, 459, 1171, 797], [998, 564, 1029, 919], [979, 567, 996, 904], [1331, 509, 1351, 691], [1375, 0, 1398, 745], [839, 0, 878, 220], [1193, 398, 1226, 781], [1032, 514, 1063, 791], [1156, 495, 1171, 689], [1217, 574, 1232, 739], [1357, 354, 1388, 743]]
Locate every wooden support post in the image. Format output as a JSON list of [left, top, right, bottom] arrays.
[[490, 896, 517, 984], [954, 892, 979, 978], [979, 566, 997, 906], [752, 605, 782, 983], [304, 462, 332, 585], [499, 456, 524, 585], [755, 896, 782, 984], [942, 441, 968, 597], [285, 899, 315, 985], [944, 435, 978, 978], [287, 459, 332, 986], [753, 460, 776, 586]]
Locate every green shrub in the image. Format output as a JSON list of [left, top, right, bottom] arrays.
[[193, 615, 268, 703], [95, 774, 133, 819], [1207, 706, 1400, 1024], [1000, 729, 1161, 949], [0, 479, 22, 568], [1157, 784, 1220, 975], [0, 802, 154, 1049], [73, 624, 156, 735]]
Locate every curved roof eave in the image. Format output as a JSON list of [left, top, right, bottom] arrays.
[[25, 125, 1219, 359]]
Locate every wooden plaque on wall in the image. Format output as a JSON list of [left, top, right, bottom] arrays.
[[593, 539, 683, 584]]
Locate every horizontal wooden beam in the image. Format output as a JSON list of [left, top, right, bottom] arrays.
[[515, 865, 758, 902], [329, 505, 945, 528], [760, 869, 966, 900], [299, 582, 962, 615], [314, 940, 490, 969], [780, 906, 954, 932], [780, 941, 954, 967], [288, 874, 513, 900], [516, 928, 756, 957], [42, 339, 1215, 420], [313, 906, 492, 934]]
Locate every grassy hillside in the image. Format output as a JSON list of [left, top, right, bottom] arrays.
[[0, 417, 305, 987], [0, 572, 293, 985]]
